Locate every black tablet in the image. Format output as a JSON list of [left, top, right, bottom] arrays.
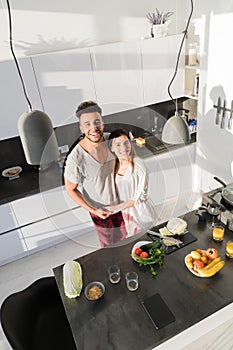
[[141, 293, 175, 330]]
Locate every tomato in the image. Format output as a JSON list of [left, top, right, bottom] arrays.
[[135, 248, 142, 256], [193, 259, 204, 271], [140, 251, 149, 259], [206, 248, 218, 259]]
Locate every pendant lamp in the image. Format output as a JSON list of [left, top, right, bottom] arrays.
[[18, 110, 59, 167], [6, 0, 59, 168], [161, 0, 193, 145], [161, 111, 190, 144]]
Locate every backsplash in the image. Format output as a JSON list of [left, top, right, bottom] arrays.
[[0, 98, 194, 172], [0, 137, 28, 173]]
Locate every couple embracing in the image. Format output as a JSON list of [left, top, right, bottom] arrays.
[[64, 101, 156, 247]]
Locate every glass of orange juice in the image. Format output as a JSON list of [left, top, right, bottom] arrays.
[[212, 225, 224, 241], [226, 241, 233, 258]]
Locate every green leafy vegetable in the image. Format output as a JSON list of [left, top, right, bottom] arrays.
[[132, 242, 164, 276]]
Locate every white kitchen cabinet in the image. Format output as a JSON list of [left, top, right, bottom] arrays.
[[31, 48, 97, 127], [1, 141, 196, 263], [140, 35, 185, 106], [0, 57, 43, 140], [21, 206, 95, 251], [90, 41, 144, 116], [0, 228, 27, 265], [20, 217, 64, 250], [0, 202, 27, 265], [145, 144, 196, 222], [11, 185, 96, 252], [10, 186, 77, 227], [155, 144, 196, 204], [47, 207, 95, 242], [0, 203, 27, 265], [0, 203, 19, 234], [144, 155, 158, 203]]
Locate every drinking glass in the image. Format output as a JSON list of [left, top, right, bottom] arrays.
[[125, 272, 138, 291], [108, 265, 121, 284], [207, 204, 221, 230], [225, 241, 233, 258], [212, 225, 224, 242]]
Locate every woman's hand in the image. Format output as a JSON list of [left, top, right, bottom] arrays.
[[104, 205, 121, 214], [105, 200, 135, 214], [92, 208, 112, 219]]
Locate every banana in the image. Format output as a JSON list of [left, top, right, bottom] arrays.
[[197, 260, 225, 277], [199, 257, 221, 271]]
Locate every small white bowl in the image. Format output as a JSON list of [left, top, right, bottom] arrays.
[[84, 281, 105, 301], [2, 166, 22, 178], [131, 241, 158, 265]]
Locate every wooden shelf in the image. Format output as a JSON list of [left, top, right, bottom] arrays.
[[185, 64, 200, 71], [184, 91, 198, 100]]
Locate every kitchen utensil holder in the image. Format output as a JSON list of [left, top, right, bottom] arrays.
[[213, 98, 233, 129], [213, 102, 232, 114]]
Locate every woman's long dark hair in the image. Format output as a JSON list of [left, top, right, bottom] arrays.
[[108, 129, 135, 172]]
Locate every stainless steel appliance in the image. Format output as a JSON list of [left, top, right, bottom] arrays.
[[202, 182, 233, 228]]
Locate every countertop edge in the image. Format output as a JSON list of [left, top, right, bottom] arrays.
[[154, 302, 233, 350]]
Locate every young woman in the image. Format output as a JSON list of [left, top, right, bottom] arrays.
[[106, 129, 157, 236]]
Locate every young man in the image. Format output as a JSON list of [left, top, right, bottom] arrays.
[[64, 100, 126, 247]]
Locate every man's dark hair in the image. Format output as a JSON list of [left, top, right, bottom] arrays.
[[75, 101, 102, 120]]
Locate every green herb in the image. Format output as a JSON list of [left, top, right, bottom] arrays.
[[146, 8, 174, 25], [132, 242, 165, 276]]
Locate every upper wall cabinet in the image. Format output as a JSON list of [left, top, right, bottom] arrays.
[[90, 41, 144, 116], [0, 36, 185, 140], [140, 35, 185, 106], [31, 48, 97, 127], [0, 57, 43, 140]]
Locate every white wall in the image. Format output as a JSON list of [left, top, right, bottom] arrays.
[[191, 1, 233, 191], [0, 0, 185, 61], [0, 0, 189, 141], [0, 1, 190, 141], [2, 0, 233, 190]]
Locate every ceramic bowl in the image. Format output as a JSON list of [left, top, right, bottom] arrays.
[[84, 281, 105, 301]]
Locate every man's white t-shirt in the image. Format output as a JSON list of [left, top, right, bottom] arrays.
[[64, 141, 118, 209]]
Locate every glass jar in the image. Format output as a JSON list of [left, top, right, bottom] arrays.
[[188, 43, 197, 66]]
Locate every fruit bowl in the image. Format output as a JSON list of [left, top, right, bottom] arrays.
[[184, 252, 206, 277], [184, 249, 224, 278]]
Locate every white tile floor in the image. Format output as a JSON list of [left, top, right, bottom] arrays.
[[0, 232, 233, 350]]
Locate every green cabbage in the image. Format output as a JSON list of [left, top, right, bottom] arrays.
[[63, 260, 83, 298]]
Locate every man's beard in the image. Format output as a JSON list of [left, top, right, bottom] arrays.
[[85, 130, 104, 143]]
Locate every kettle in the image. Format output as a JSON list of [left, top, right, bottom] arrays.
[[196, 207, 207, 222]]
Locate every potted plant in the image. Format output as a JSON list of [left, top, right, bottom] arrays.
[[146, 8, 173, 38]]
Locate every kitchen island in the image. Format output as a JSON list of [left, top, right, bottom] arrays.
[[53, 211, 233, 350]]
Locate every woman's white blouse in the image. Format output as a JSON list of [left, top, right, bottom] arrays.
[[115, 158, 156, 235]]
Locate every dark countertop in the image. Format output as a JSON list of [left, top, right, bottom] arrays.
[[0, 162, 63, 205], [0, 133, 196, 206], [53, 211, 233, 350]]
